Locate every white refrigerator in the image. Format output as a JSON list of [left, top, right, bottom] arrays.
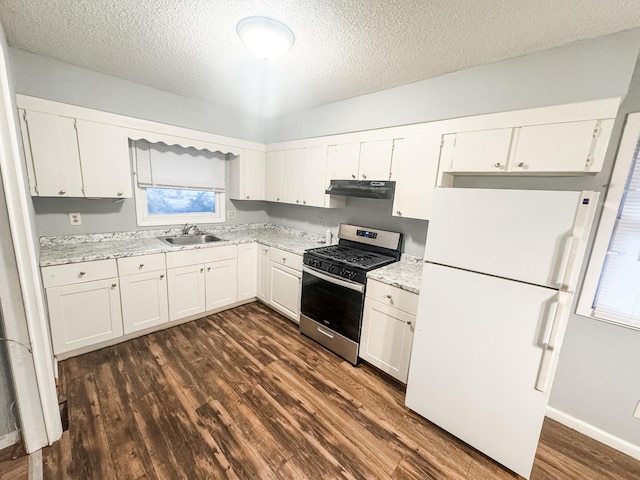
[[405, 188, 599, 479]]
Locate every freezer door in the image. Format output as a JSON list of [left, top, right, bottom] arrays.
[[406, 263, 570, 479], [425, 188, 597, 290]]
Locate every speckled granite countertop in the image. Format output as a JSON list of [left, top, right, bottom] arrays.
[[39, 223, 326, 267], [367, 255, 424, 294], [40, 223, 425, 294]]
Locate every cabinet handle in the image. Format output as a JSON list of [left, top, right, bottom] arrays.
[[276, 198, 280, 201], [396, 210, 402, 216], [405, 320, 412, 326], [493, 163, 503, 169], [117, 192, 123, 196], [58, 190, 66, 195], [200, 268, 204, 273], [79, 271, 86, 276], [246, 195, 250, 199], [296, 200, 299, 204], [386, 294, 392, 299], [139, 263, 144, 269], [362, 174, 367, 179], [282, 257, 286, 263], [351, 174, 356, 179], [517, 162, 528, 168], [303, 200, 306, 205], [159, 274, 165, 279], [111, 283, 117, 288], [207, 266, 211, 271]]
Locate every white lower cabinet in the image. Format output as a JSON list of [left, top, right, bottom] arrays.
[[118, 253, 169, 334], [257, 245, 271, 303], [360, 279, 418, 383], [237, 242, 258, 301], [167, 264, 206, 321], [42, 259, 123, 355], [206, 259, 238, 310], [166, 245, 237, 321], [268, 247, 302, 323]]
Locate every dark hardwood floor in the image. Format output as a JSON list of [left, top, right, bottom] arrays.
[[42, 302, 640, 479]]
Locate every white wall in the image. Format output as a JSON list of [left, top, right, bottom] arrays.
[[264, 29, 640, 450], [266, 29, 640, 143]]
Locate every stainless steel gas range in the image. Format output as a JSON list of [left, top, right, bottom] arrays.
[[300, 224, 403, 364]]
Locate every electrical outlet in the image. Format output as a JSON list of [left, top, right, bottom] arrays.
[[68, 212, 82, 226], [633, 401, 640, 420], [227, 210, 236, 219], [318, 217, 324, 226]]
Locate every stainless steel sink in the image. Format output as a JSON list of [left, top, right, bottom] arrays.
[[158, 234, 222, 246]]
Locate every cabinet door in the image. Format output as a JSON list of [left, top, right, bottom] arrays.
[[391, 135, 442, 220], [205, 259, 238, 311], [359, 139, 393, 180], [302, 146, 328, 207], [282, 148, 304, 204], [120, 271, 169, 334], [330, 143, 360, 180], [46, 278, 122, 354], [360, 298, 415, 383], [444, 129, 513, 172], [265, 150, 284, 202], [167, 264, 205, 321], [270, 263, 301, 322], [244, 149, 266, 200], [22, 110, 83, 197], [77, 120, 132, 198], [257, 246, 271, 303], [508, 120, 599, 173], [237, 243, 258, 301]]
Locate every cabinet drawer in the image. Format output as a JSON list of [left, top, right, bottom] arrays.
[[270, 247, 302, 271], [365, 279, 419, 315], [201, 245, 237, 263], [117, 253, 166, 276], [42, 259, 117, 288]]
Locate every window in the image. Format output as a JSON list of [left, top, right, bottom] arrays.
[[578, 113, 640, 330], [132, 139, 226, 226]]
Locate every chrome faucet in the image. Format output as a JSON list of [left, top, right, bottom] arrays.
[[182, 223, 197, 235]]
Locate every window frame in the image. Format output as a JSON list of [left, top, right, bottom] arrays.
[[131, 142, 226, 227], [577, 112, 640, 331]]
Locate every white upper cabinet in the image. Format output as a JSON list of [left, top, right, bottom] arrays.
[[441, 128, 513, 173], [508, 120, 612, 173], [20, 110, 132, 198], [228, 149, 266, 201], [329, 140, 394, 181], [303, 146, 331, 207], [19, 110, 84, 197], [265, 150, 284, 202], [440, 118, 615, 175], [331, 143, 361, 180], [76, 120, 132, 198], [358, 139, 394, 180], [282, 148, 304, 204], [391, 134, 443, 220]]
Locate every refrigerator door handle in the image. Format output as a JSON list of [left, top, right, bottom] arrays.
[[535, 291, 572, 393], [555, 235, 576, 289]]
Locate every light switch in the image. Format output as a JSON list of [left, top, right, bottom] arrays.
[[227, 210, 236, 219], [68, 212, 82, 226]]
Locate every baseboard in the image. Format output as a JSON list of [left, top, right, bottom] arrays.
[[546, 406, 640, 461], [0, 429, 21, 450]]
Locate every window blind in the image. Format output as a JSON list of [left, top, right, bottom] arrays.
[[135, 139, 226, 191], [593, 138, 640, 328]]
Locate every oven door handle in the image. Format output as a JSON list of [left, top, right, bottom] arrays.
[[302, 266, 365, 293]]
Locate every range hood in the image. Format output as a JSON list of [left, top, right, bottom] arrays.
[[325, 180, 396, 199]]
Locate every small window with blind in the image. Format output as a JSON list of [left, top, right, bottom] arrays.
[[578, 113, 640, 330], [132, 139, 226, 226]]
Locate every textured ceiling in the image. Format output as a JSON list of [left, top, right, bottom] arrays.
[[1, 1, 640, 117]]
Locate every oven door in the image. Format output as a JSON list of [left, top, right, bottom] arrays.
[[300, 265, 365, 342]]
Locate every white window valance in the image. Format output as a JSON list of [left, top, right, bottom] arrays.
[[127, 129, 241, 157], [134, 139, 226, 191]]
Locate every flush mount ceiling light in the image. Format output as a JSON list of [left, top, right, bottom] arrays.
[[236, 16, 295, 61]]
